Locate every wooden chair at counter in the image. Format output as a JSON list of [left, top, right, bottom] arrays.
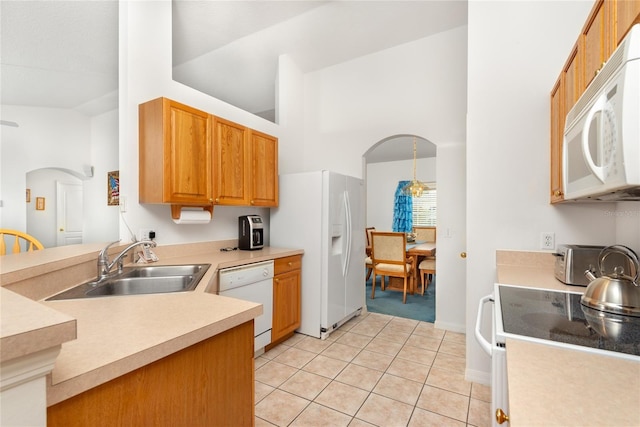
[[0, 229, 44, 255], [365, 227, 375, 281], [370, 231, 414, 304]]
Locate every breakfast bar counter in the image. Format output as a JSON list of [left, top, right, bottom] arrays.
[[0, 240, 303, 409]]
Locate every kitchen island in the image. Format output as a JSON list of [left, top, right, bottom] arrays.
[[495, 250, 640, 427], [1, 240, 303, 425]]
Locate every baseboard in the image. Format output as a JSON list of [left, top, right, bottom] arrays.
[[465, 367, 491, 385], [434, 320, 465, 333]]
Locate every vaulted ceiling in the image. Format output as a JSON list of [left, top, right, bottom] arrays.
[[1, 0, 467, 161]]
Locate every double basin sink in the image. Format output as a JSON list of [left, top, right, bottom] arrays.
[[47, 264, 211, 301]]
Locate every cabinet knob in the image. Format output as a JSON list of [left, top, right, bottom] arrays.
[[496, 409, 509, 424], [460, 252, 467, 259], [553, 190, 563, 197], [250, 200, 255, 205], [215, 198, 220, 203], [59, 228, 64, 232], [288, 262, 293, 267], [274, 278, 279, 283], [595, 61, 606, 76]]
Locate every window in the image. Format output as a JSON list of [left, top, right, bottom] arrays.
[[412, 183, 436, 226]]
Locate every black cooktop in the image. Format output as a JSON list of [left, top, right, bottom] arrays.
[[498, 286, 640, 357]]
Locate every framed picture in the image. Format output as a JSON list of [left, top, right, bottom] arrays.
[[36, 197, 45, 210], [26, 188, 31, 203], [108, 170, 120, 206]]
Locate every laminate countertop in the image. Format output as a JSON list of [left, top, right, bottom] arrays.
[[0, 240, 303, 406], [495, 250, 640, 426]]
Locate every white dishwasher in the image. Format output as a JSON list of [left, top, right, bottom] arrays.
[[218, 260, 274, 352]]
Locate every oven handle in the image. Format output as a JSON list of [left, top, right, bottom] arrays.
[[475, 294, 494, 356]]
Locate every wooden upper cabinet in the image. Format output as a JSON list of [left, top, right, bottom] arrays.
[[615, 0, 640, 44], [140, 97, 279, 210], [582, 0, 614, 89], [213, 117, 251, 206], [139, 98, 213, 205], [550, 77, 564, 203], [563, 44, 581, 114], [250, 130, 279, 207]]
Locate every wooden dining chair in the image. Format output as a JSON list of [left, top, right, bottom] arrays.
[[365, 227, 375, 280], [418, 258, 436, 295], [414, 226, 436, 243], [0, 229, 44, 255], [370, 231, 414, 304]]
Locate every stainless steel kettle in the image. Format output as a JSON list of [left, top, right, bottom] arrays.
[[582, 245, 640, 317]]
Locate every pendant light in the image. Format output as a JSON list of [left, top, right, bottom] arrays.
[[403, 137, 428, 197]]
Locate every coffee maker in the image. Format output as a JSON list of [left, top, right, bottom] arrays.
[[238, 215, 264, 250]]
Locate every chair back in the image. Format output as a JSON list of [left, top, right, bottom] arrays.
[[371, 232, 407, 265], [0, 229, 44, 255], [414, 226, 436, 243], [365, 227, 375, 247]]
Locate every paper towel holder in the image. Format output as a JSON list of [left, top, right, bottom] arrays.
[[171, 204, 214, 220]]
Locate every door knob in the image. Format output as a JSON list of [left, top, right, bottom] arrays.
[[496, 408, 509, 424], [460, 252, 467, 258]]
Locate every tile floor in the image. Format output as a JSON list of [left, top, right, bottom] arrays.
[[254, 312, 491, 427]]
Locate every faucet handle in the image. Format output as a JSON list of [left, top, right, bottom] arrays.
[[99, 240, 121, 261]]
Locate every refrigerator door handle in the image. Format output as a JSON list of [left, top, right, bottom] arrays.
[[343, 190, 352, 277]]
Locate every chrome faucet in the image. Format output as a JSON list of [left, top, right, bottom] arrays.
[[97, 240, 157, 280]]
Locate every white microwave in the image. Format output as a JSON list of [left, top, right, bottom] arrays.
[[563, 24, 640, 201]]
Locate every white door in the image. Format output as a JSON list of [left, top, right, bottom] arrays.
[[56, 181, 83, 246]]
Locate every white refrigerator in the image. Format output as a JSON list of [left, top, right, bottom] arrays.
[[270, 170, 365, 339]]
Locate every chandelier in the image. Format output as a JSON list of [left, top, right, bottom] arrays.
[[403, 137, 428, 197]]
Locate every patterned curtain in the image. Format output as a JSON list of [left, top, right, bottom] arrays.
[[392, 180, 412, 233]]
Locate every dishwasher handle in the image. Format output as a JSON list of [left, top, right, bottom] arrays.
[[475, 294, 494, 357]]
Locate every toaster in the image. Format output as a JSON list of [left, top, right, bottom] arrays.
[[554, 244, 632, 286]]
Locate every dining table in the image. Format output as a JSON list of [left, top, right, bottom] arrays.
[[372, 240, 436, 295]]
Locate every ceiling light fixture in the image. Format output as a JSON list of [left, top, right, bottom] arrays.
[[403, 137, 428, 197]]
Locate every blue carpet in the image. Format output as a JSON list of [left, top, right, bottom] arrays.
[[365, 274, 436, 323]]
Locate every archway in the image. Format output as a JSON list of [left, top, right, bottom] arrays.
[[362, 134, 438, 323]]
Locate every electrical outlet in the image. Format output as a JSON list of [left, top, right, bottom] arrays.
[[119, 196, 127, 213], [540, 232, 555, 250], [139, 229, 153, 241]]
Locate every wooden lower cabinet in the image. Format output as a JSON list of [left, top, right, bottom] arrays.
[[47, 321, 254, 427], [270, 255, 302, 346]]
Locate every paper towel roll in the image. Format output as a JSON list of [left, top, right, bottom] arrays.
[[172, 208, 212, 224]]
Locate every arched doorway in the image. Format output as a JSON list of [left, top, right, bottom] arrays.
[[362, 135, 438, 323]]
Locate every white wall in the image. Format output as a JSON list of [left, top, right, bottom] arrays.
[[0, 106, 90, 231], [465, 1, 639, 384], [118, 1, 279, 246], [366, 157, 436, 230], [84, 110, 120, 244], [302, 26, 467, 178], [0, 105, 117, 245]]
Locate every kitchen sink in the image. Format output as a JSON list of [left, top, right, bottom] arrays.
[[46, 264, 210, 301]]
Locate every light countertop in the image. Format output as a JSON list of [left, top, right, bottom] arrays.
[[0, 241, 303, 406], [496, 250, 640, 426]]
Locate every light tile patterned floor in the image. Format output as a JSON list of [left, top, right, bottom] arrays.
[[255, 312, 491, 427]]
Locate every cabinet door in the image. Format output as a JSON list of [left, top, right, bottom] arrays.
[[272, 269, 301, 343], [213, 117, 250, 205], [616, 0, 640, 45], [563, 44, 580, 114], [582, 0, 610, 89], [550, 77, 564, 203], [250, 130, 279, 207], [139, 98, 212, 205]]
